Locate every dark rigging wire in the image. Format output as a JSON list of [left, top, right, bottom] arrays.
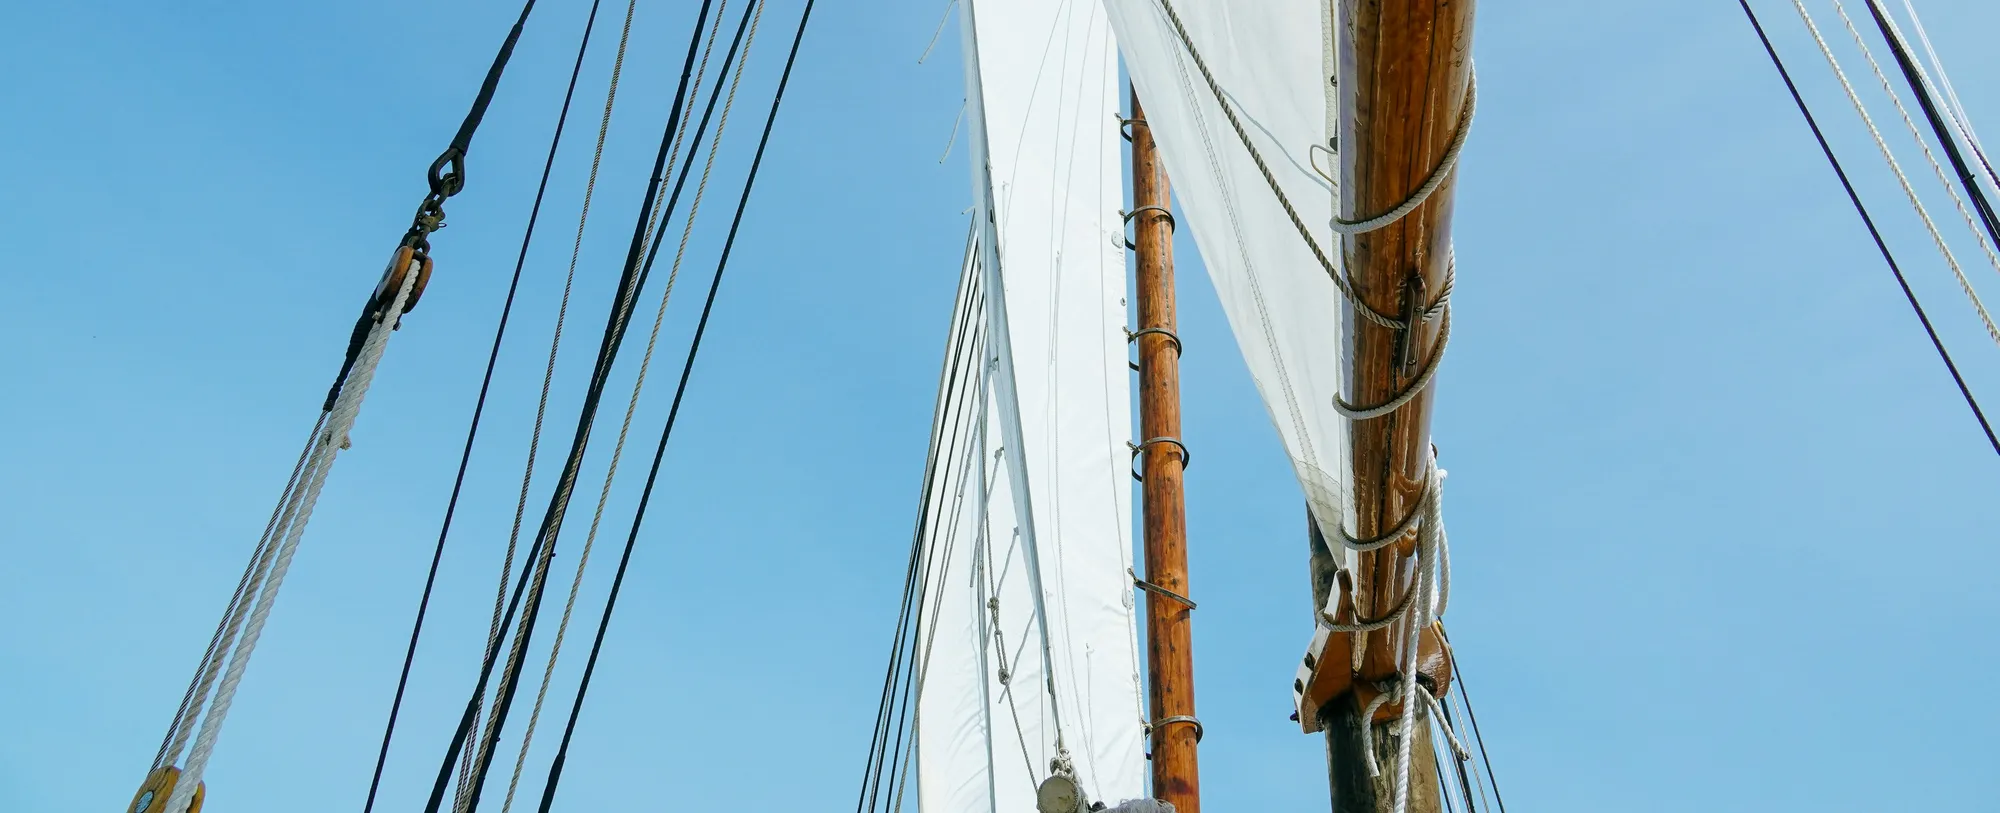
[[530, 0, 821, 807], [1859, 0, 2000, 260], [1738, 0, 2000, 457], [359, 2, 606, 811], [418, 2, 722, 811], [1439, 627, 1508, 813]]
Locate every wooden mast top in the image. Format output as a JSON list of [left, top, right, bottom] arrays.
[[1341, 0, 1474, 704], [1309, 3, 1478, 811], [1130, 89, 1201, 813]]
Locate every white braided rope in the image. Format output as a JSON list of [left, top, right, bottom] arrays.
[[1790, 0, 2000, 347], [1320, 452, 1447, 813], [166, 262, 420, 813]]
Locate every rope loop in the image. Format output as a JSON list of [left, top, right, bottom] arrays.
[[1334, 306, 1451, 420], [1329, 73, 1477, 235]]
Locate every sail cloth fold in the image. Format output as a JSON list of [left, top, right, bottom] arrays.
[[915, 0, 1144, 811], [1101, 0, 1354, 542]]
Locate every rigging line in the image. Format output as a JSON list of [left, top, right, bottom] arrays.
[[1436, 701, 1479, 813], [462, 2, 762, 808], [499, 5, 760, 811], [168, 261, 423, 813], [417, 2, 722, 811], [984, 525, 1044, 789], [530, 0, 820, 807], [155, 412, 324, 770], [1436, 628, 1506, 813], [878, 325, 988, 813], [460, 2, 678, 801], [1148, 0, 1444, 332], [860, 230, 984, 813], [1740, 0, 2000, 456], [1900, 0, 2000, 195], [361, 3, 615, 811], [1787, 0, 2000, 348], [467, 2, 663, 801], [918, 0, 960, 64], [1835, 1, 2000, 285], [1855, 0, 2000, 275]]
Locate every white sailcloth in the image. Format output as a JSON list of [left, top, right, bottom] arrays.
[[915, 0, 1145, 810], [1099, 0, 1354, 543]]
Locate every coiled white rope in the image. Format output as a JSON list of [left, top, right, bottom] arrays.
[[166, 261, 421, 813], [1314, 454, 1449, 813]]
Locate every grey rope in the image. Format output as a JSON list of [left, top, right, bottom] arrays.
[[1329, 77, 1477, 234], [488, 5, 644, 812], [1151, 0, 1471, 332], [1333, 306, 1451, 420], [153, 413, 321, 771], [167, 263, 421, 813], [1334, 462, 1433, 554]]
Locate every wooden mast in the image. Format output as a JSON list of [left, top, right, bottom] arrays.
[[1318, 1, 1476, 811], [1130, 89, 1200, 813]]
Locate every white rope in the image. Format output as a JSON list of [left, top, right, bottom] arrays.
[[1832, 1, 2000, 291], [156, 418, 319, 769], [166, 261, 420, 813], [1790, 0, 2000, 348], [1317, 450, 1448, 813]]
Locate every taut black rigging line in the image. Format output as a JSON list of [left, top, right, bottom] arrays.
[[358, 3, 609, 812], [1738, 0, 2000, 458], [1859, 0, 2000, 260], [530, 0, 819, 807], [327, 0, 541, 413], [858, 227, 986, 813], [418, 3, 722, 812]]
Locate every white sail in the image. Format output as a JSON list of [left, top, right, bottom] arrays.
[[915, 0, 1144, 810], [1099, 0, 1354, 542]]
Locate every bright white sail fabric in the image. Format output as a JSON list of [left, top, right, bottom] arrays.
[[915, 0, 1145, 810], [1099, 0, 1354, 542]]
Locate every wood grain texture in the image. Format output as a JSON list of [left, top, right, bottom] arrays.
[[1325, 0, 1476, 809], [1132, 91, 1201, 813]]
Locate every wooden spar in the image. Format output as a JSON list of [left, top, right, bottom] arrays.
[[1319, 1, 1476, 811], [1130, 89, 1200, 813]]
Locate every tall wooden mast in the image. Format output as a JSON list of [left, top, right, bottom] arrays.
[[1318, 1, 1476, 811], [1130, 89, 1200, 813]]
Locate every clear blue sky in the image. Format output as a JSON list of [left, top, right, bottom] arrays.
[[4, 1, 1998, 811]]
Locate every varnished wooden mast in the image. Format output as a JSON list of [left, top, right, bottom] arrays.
[[1130, 89, 1200, 813], [1318, 1, 1476, 811]]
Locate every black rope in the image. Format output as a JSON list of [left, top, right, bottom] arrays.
[[418, 3, 720, 812], [1860, 0, 2000, 262], [864, 236, 987, 813], [358, 3, 606, 812], [431, 0, 542, 199], [1438, 629, 1506, 813], [1738, 0, 2000, 457], [532, 0, 819, 806], [325, 0, 539, 413]]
